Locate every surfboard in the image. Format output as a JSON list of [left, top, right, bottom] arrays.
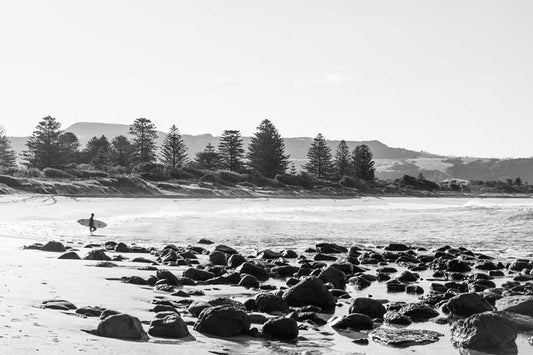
[[77, 219, 107, 228]]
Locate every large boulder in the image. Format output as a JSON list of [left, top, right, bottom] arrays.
[[262, 317, 298, 339], [209, 251, 227, 265], [238, 274, 259, 288], [94, 314, 147, 340], [194, 306, 250, 337], [318, 266, 346, 289], [182, 268, 215, 281], [451, 312, 518, 351], [316, 243, 348, 254], [282, 276, 336, 310], [398, 303, 439, 321], [331, 313, 373, 331], [446, 292, 493, 317], [370, 328, 443, 347], [228, 254, 247, 268], [188, 300, 211, 317], [41, 241, 66, 252], [255, 293, 289, 314], [496, 296, 533, 317], [239, 262, 269, 280], [115, 242, 130, 253], [384, 311, 412, 326], [215, 244, 238, 255], [41, 299, 77, 311], [156, 269, 181, 286], [148, 313, 190, 338], [58, 251, 81, 260], [349, 298, 386, 319], [85, 249, 111, 261]]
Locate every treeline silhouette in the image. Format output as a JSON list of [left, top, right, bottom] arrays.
[[0, 117, 376, 185]]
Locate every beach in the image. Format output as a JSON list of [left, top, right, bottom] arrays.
[[1, 196, 533, 354]]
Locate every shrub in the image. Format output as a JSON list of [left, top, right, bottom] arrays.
[[217, 170, 246, 184], [67, 169, 109, 178], [43, 168, 74, 179], [133, 162, 165, 175], [0, 175, 21, 187], [181, 166, 207, 179], [339, 175, 357, 188], [275, 174, 301, 187], [166, 168, 195, 180], [199, 174, 216, 184], [139, 172, 168, 181]]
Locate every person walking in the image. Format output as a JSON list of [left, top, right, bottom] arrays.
[[89, 213, 97, 234]]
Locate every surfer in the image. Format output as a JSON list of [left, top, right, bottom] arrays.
[[89, 213, 97, 233]]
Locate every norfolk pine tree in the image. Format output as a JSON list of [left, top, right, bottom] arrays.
[[129, 118, 158, 164], [218, 130, 244, 172], [0, 126, 17, 169], [23, 116, 65, 169], [334, 140, 351, 179], [110, 135, 133, 167], [247, 119, 289, 178], [160, 125, 188, 168], [305, 133, 333, 180], [195, 142, 221, 170], [352, 144, 375, 181]]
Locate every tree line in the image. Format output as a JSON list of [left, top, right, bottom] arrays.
[[0, 116, 376, 182]]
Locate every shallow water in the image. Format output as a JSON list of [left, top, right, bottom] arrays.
[[2, 196, 533, 259], [1, 195, 533, 354]]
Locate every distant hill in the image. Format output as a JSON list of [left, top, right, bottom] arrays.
[[7, 121, 533, 182]]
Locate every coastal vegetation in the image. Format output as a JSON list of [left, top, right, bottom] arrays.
[[0, 116, 531, 196]]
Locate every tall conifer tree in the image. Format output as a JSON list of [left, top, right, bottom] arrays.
[[160, 125, 188, 168], [23, 116, 64, 169], [334, 140, 351, 179], [129, 118, 158, 164], [247, 119, 289, 178], [0, 126, 17, 169], [195, 142, 220, 170], [352, 144, 375, 181], [218, 130, 244, 172], [305, 133, 333, 180]]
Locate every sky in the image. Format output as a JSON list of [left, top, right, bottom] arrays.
[[0, 0, 532, 158]]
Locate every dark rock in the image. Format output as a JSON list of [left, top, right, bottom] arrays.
[[282, 276, 336, 310], [148, 313, 190, 338], [370, 328, 443, 347], [183, 267, 215, 281], [331, 313, 373, 331], [131, 257, 154, 263], [239, 262, 269, 280], [406, 285, 424, 294], [349, 298, 386, 319], [178, 277, 197, 286], [384, 311, 412, 325], [314, 253, 337, 261], [100, 309, 120, 319], [155, 269, 181, 286], [41, 299, 77, 311], [209, 250, 227, 265], [238, 274, 260, 288], [41, 241, 66, 252], [258, 249, 281, 259], [431, 283, 448, 293], [316, 243, 347, 254], [262, 317, 298, 339], [206, 272, 241, 285], [496, 296, 533, 317], [248, 313, 269, 324], [150, 304, 178, 313], [95, 261, 117, 268], [451, 312, 517, 351], [497, 311, 533, 331], [198, 238, 214, 244], [281, 249, 298, 258], [386, 279, 407, 292], [446, 292, 493, 317], [188, 301, 211, 317], [228, 254, 247, 268], [397, 271, 418, 283], [208, 298, 246, 310], [94, 314, 147, 340], [271, 265, 300, 277], [384, 243, 409, 251], [331, 262, 353, 275], [318, 265, 346, 290], [85, 249, 111, 261], [115, 242, 130, 253], [255, 293, 289, 313], [194, 306, 250, 337], [398, 303, 439, 321], [214, 244, 238, 255], [76, 306, 104, 317], [446, 259, 471, 273], [349, 276, 371, 290], [58, 251, 81, 260]]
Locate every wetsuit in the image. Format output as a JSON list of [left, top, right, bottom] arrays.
[[89, 216, 97, 232]]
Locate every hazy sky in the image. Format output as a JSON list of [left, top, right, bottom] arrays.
[[0, 0, 532, 158]]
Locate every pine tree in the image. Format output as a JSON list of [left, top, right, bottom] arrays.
[[218, 130, 244, 172], [23, 116, 64, 169], [110, 135, 133, 167], [289, 162, 297, 176], [352, 144, 376, 181], [334, 140, 351, 179], [84, 135, 110, 169], [129, 118, 158, 164], [58, 132, 80, 165], [160, 125, 188, 168], [304, 133, 333, 180], [195, 142, 221, 170], [247, 119, 289, 178], [0, 126, 17, 169]]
